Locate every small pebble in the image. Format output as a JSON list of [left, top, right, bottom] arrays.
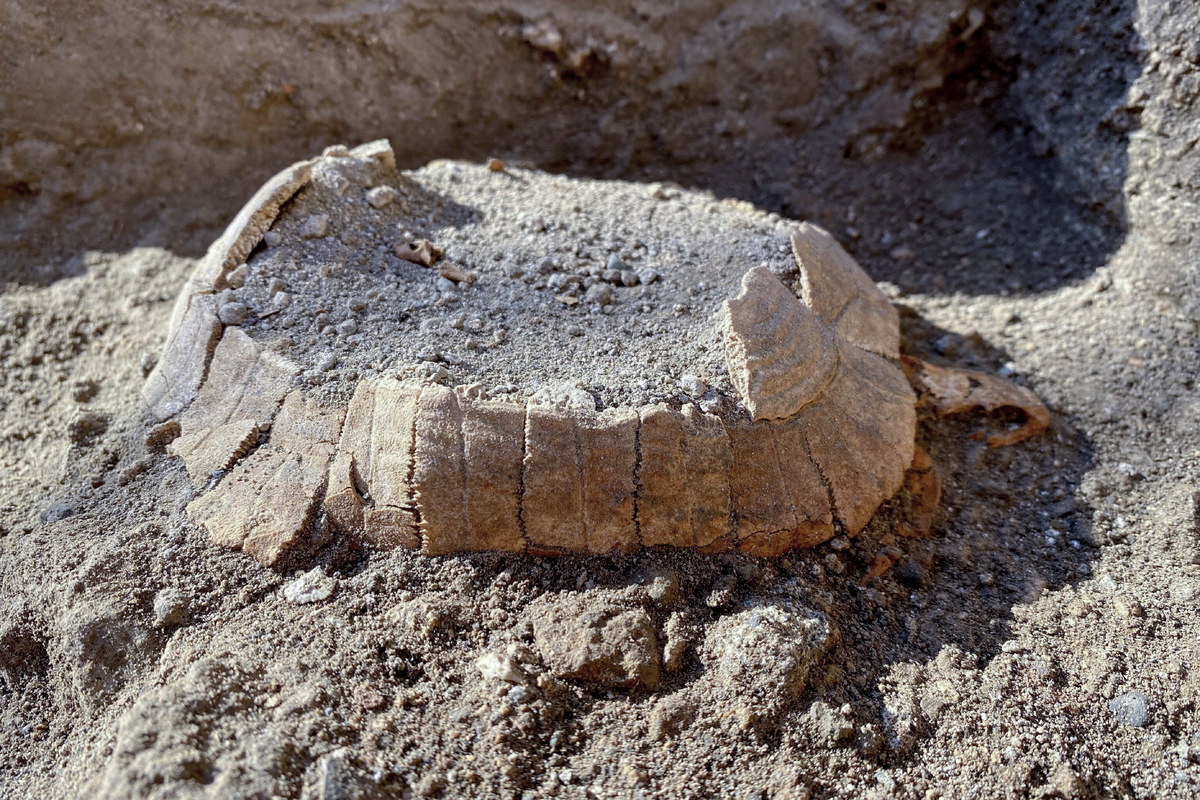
[[366, 185, 398, 209], [299, 214, 329, 239], [218, 302, 251, 325], [226, 264, 250, 288], [271, 291, 292, 310], [40, 500, 75, 524], [637, 269, 660, 285], [547, 273, 579, 291], [476, 653, 526, 684], [337, 319, 359, 336], [262, 231, 283, 248], [419, 362, 450, 383], [584, 284, 613, 305], [606, 254, 627, 272], [679, 374, 707, 398], [620, 270, 641, 287], [1109, 691, 1150, 727], [327, 171, 351, 196], [153, 589, 187, 627]]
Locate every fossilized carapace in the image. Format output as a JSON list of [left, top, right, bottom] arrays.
[[147, 140, 916, 564]]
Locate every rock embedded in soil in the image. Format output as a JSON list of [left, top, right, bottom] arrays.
[[1108, 691, 1151, 728], [145, 140, 923, 563], [649, 694, 698, 740], [699, 599, 834, 727], [475, 652, 526, 685], [152, 590, 188, 627], [530, 594, 661, 690]]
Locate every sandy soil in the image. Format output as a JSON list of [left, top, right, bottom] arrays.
[[2, 1, 1198, 798]]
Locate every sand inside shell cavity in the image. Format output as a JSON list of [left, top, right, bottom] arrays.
[[232, 155, 800, 412]]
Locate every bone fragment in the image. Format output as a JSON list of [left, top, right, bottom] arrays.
[[903, 357, 1050, 447]]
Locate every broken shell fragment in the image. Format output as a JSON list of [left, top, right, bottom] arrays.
[[142, 158, 315, 420], [721, 266, 839, 422], [144, 140, 1038, 565], [791, 222, 901, 359], [186, 391, 342, 565]]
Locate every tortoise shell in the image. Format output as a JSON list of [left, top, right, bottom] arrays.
[[146, 141, 935, 565]]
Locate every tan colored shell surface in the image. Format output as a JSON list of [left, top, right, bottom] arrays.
[[149, 141, 917, 565]]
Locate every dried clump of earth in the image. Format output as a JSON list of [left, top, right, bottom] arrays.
[[145, 141, 1047, 566]]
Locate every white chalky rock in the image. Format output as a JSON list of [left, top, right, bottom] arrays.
[[283, 567, 337, 605]]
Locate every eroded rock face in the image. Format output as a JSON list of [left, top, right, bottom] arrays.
[[147, 140, 917, 564]]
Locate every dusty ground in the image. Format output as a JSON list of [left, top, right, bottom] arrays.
[[2, 1, 1199, 798]]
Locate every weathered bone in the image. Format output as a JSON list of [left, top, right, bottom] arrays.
[[903, 357, 1050, 447]]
